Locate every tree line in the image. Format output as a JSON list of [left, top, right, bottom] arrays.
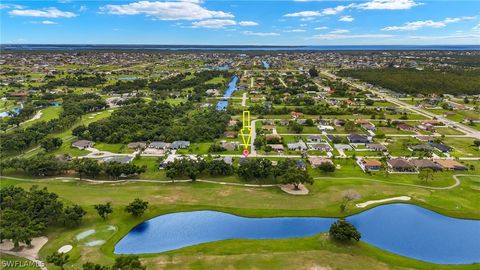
[[1, 154, 145, 179], [338, 68, 480, 96]]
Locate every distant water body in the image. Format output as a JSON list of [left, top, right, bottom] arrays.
[[2, 44, 479, 51]]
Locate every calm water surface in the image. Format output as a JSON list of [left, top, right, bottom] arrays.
[[115, 204, 480, 264]]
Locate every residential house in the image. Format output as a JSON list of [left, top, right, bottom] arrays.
[[287, 140, 307, 151], [72, 140, 95, 149], [307, 135, 322, 143], [270, 144, 284, 153], [366, 143, 388, 152], [347, 134, 371, 144], [409, 144, 434, 152], [223, 131, 238, 138], [431, 143, 453, 153], [387, 158, 416, 172], [278, 119, 290, 126], [310, 143, 332, 152], [291, 111, 303, 119], [102, 156, 134, 164], [359, 159, 382, 172], [221, 141, 239, 151], [171, 141, 190, 149], [410, 159, 442, 171], [397, 122, 417, 132], [308, 156, 333, 168], [127, 142, 147, 149], [434, 159, 467, 171], [149, 141, 170, 150]]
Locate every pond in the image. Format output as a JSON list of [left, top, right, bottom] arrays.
[[114, 203, 480, 265], [216, 75, 239, 110]]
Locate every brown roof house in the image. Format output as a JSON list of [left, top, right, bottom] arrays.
[[359, 159, 382, 172], [411, 159, 442, 171], [434, 159, 467, 171], [387, 158, 416, 172], [308, 156, 333, 168]]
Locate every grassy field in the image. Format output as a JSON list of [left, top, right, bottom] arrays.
[[0, 254, 40, 270], [1, 168, 479, 269]]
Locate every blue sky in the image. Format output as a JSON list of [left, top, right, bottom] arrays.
[[1, 0, 479, 45]]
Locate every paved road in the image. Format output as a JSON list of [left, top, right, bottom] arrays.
[[320, 70, 480, 139], [278, 77, 287, 87], [241, 92, 247, 107]]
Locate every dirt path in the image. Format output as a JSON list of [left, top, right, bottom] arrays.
[[0, 237, 48, 270], [355, 196, 411, 208]]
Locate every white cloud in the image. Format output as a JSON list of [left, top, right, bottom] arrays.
[[314, 26, 328, 30], [339, 15, 354, 22], [191, 19, 236, 28], [238, 21, 258, 26], [311, 33, 395, 40], [355, 0, 421, 10], [79, 5, 88, 12], [322, 5, 349, 15], [100, 1, 233, 20], [330, 29, 350, 34], [0, 4, 24, 10], [9, 7, 76, 18], [284, 11, 321, 18], [31, 20, 58, 24], [242, 31, 280, 36], [284, 0, 421, 19], [473, 23, 480, 31], [284, 29, 306, 33], [382, 16, 476, 31]]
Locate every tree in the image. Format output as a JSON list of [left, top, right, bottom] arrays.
[[125, 198, 149, 217], [418, 168, 434, 182], [473, 140, 480, 147], [237, 158, 273, 182], [40, 137, 63, 152], [329, 219, 361, 242], [308, 67, 319, 77], [111, 255, 146, 270], [73, 158, 102, 179], [344, 121, 357, 132], [82, 262, 109, 270], [94, 202, 113, 220], [340, 189, 361, 212], [318, 162, 336, 173], [289, 121, 303, 134], [46, 251, 69, 270], [62, 205, 86, 226], [279, 167, 314, 190]]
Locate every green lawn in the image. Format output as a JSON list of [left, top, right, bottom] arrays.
[[20, 106, 63, 129], [0, 254, 40, 270], [1, 166, 479, 269]]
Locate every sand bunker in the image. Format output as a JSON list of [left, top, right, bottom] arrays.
[[58, 245, 72, 253], [76, 229, 95, 240], [84, 240, 105, 247], [356, 196, 411, 208]]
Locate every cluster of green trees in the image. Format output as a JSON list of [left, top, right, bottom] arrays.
[[2, 104, 36, 128], [248, 103, 378, 116], [0, 186, 86, 249], [1, 93, 105, 153], [102, 79, 148, 94], [41, 74, 106, 89], [339, 68, 480, 95], [77, 102, 229, 143], [48, 253, 146, 270], [165, 157, 233, 181], [238, 158, 314, 187], [1, 155, 145, 179]]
